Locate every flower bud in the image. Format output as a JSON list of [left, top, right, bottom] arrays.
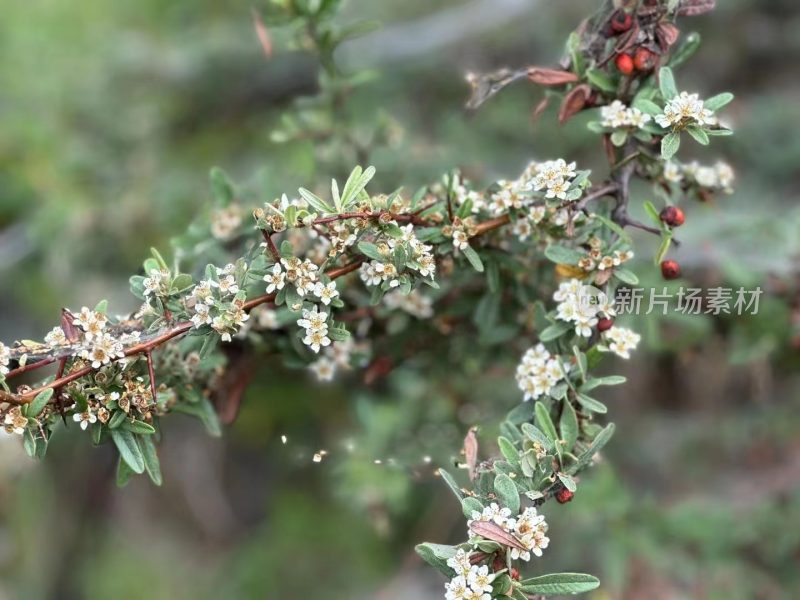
[[615, 53, 635, 76], [659, 206, 685, 227], [510, 567, 521, 581], [660, 260, 681, 280]]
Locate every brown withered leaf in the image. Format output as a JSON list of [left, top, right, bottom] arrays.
[[463, 427, 479, 481], [656, 22, 680, 52], [251, 8, 273, 59], [677, 0, 716, 16], [469, 521, 527, 551], [465, 68, 528, 111], [60, 308, 81, 343], [531, 96, 551, 124], [558, 84, 591, 124], [527, 67, 579, 87]]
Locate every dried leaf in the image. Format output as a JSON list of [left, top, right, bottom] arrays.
[[531, 96, 551, 124], [465, 68, 528, 111], [463, 427, 479, 481], [60, 308, 81, 343], [656, 22, 681, 52], [558, 84, 591, 124], [469, 521, 527, 551], [251, 8, 273, 59], [527, 67, 579, 87], [678, 0, 716, 16]]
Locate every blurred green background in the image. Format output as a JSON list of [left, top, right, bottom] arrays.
[[1, 0, 799, 598]]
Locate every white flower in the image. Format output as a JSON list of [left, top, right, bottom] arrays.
[[3, 407, 27, 435], [142, 270, 163, 297], [189, 280, 215, 305], [656, 91, 717, 129], [313, 281, 339, 305], [43, 327, 68, 348], [191, 303, 213, 328], [0, 342, 11, 375], [72, 307, 107, 341], [264, 263, 286, 294], [302, 328, 331, 354], [452, 230, 470, 251], [600, 100, 629, 128], [604, 326, 641, 359], [297, 306, 328, 332], [444, 575, 470, 600], [467, 565, 495, 594], [72, 409, 97, 431], [80, 333, 124, 368], [214, 274, 239, 296], [359, 262, 382, 287], [446, 549, 472, 578], [383, 290, 433, 319], [309, 357, 336, 381]]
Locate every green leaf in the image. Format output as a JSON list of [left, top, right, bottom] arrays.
[[497, 436, 519, 465], [643, 200, 662, 227], [28, 389, 53, 417], [571, 423, 616, 473], [586, 68, 616, 93], [534, 402, 559, 445], [415, 544, 456, 577], [438, 468, 463, 501], [613, 268, 639, 286], [111, 429, 145, 474], [704, 92, 734, 112], [139, 434, 163, 486], [544, 245, 584, 265], [521, 423, 553, 449], [462, 245, 484, 272], [108, 410, 127, 429], [610, 130, 628, 147], [123, 420, 156, 435], [171, 273, 194, 293], [462, 496, 484, 519], [575, 393, 608, 414], [582, 375, 626, 391], [632, 98, 662, 116], [658, 67, 678, 100], [669, 32, 701, 68], [340, 165, 376, 208], [174, 397, 221, 437], [520, 573, 600, 596], [686, 125, 709, 145], [560, 401, 579, 452], [357, 241, 385, 261], [661, 131, 681, 159], [540, 321, 572, 342], [94, 299, 109, 314], [557, 472, 577, 492], [298, 187, 334, 214], [494, 474, 520, 513], [209, 167, 235, 207], [655, 233, 673, 265], [116, 456, 134, 487]]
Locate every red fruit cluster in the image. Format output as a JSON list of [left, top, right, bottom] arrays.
[[660, 260, 681, 280], [659, 206, 685, 227], [555, 489, 574, 504]]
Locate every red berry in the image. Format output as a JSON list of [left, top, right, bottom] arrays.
[[597, 317, 614, 333], [634, 47, 657, 72], [610, 10, 633, 34], [615, 53, 635, 76], [659, 206, 685, 227], [555, 489, 574, 504], [660, 260, 681, 280], [510, 568, 521, 581]]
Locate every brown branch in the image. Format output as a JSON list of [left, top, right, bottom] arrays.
[[261, 229, 281, 262]]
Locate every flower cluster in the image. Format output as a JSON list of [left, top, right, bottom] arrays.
[[576, 239, 634, 273], [361, 223, 436, 286], [71, 307, 126, 368], [0, 342, 10, 376], [383, 289, 433, 319], [528, 159, 578, 201], [515, 344, 569, 401], [210, 204, 243, 240], [188, 264, 249, 341], [297, 306, 331, 353], [3, 406, 27, 435], [600, 100, 652, 129], [553, 279, 615, 337], [664, 160, 735, 193], [307, 337, 366, 381], [656, 91, 717, 129], [601, 326, 641, 359], [468, 503, 550, 562], [444, 549, 495, 600]]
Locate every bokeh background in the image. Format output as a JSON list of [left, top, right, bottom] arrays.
[[1, 0, 799, 598]]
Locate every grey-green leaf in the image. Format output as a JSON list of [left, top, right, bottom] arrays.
[[111, 429, 145, 474], [520, 572, 600, 595], [661, 131, 681, 159], [494, 473, 520, 513]]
